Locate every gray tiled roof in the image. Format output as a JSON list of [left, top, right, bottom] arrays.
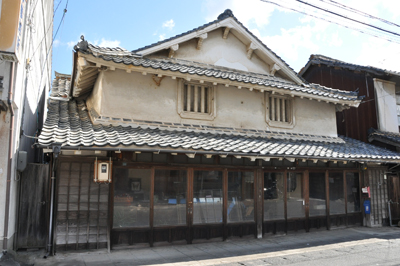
[[368, 128, 400, 148], [51, 72, 71, 98], [300, 54, 400, 77], [38, 99, 400, 163], [75, 43, 361, 103]]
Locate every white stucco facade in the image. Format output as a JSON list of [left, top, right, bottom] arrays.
[[0, 0, 53, 251]]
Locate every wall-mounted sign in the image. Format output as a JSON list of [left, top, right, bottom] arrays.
[[94, 157, 112, 183]]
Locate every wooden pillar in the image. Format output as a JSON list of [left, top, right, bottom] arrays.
[[325, 170, 330, 230], [149, 167, 155, 247], [304, 170, 310, 232], [256, 169, 263, 238], [284, 170, 288, 234], [223, 169, 228, 241]]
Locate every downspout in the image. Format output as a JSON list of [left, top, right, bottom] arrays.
[[44, 145, 60, 258], [3, 62, 15, 254]]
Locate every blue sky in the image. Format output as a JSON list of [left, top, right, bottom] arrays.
[[52, 0, 400, 78]]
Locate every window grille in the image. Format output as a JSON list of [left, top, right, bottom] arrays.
[[183, 83, 210, 113], [178, 80, 216, 121], [266, 93, 294, 128]]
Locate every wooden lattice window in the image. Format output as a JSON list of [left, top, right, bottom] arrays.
[[266, 93, 294, 128], [178, 80, 216, 120]]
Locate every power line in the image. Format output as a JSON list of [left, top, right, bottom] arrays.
[[260, 0, 400, 44], [294, 0, 400, 38], [319, 0, 400, 29]]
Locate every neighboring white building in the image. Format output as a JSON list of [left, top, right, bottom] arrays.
[[0, 0, 53, 252]]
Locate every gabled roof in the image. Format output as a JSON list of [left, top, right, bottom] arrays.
[[300, 54, 400, 78], [131, 9, 303, 85], [38, 98, 400, 163], [368, 128, 400, 148], [72, 42, 361, 106]]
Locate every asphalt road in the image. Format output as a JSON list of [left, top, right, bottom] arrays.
[[7, 226, 400, 266]]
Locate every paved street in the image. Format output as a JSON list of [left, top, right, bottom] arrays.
[[7, 226, 400, 266]]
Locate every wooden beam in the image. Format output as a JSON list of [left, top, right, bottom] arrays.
[[168, 44, 179, 58], [270, 63, 281, 76], [223, 27, 231, 39], [196, 33, 208, 50], [247, 42, 257, 59]]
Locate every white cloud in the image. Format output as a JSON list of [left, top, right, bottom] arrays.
[[98, 38, 121, 48], [159, 34, 166, 41], [54, 39, 60, 48], [355, 37, 400, 72], [162, 19, 175, 30], [203, 0, 276, 28], [67, 41, 75, 49]]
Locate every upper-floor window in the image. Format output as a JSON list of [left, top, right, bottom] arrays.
[[177, 80, 216, 120], [265, 93, 294, 128]]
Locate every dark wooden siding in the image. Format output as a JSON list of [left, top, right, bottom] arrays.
[[302, 65, 378, 143], [55, 161, 109, 251], [16, 164, 49, 249]]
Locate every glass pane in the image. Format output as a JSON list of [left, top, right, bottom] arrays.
[[346, 172, 361, 213], [264, 172, 284, 220], [227, 172, 255, 223], [329, 172, 345, 215], [309, 172, 326, 217], [154, 170, 187, 226], [287, 172, 305, 218], [113, 168, 151, 228], [193, 171, 223, 224]]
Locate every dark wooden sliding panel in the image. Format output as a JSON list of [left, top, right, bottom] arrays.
[[55, 161, 109, 251]]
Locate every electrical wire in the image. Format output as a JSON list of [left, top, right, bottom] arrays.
[[260, 0, 400, 44], [319, 0, 400, 29], [294, 0, 400, 38]]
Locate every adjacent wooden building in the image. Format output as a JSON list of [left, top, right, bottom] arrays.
[[300, 54, 400, 226]]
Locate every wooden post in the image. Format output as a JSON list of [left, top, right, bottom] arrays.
[[149, 167, 155, 247], [325, 170, 330, 230], [284, 170, 288, 234], [223, 169, 228, 240], [304, 170, 310, 232], [256, 169, 263, 238]]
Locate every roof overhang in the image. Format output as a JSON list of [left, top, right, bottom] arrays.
[[72, 52, 361, 108]]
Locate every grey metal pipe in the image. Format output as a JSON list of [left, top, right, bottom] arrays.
[[44, 145, 60, 258], [3, 61, 15, 254]]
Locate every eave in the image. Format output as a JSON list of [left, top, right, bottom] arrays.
[[72, 52, 361, 108]]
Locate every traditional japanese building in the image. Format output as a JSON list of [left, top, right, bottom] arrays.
[[38, 10, 400, 253]]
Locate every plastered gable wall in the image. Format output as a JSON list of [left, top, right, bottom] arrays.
[[86, 69, 338, 136], [374, 78, 397, 133], [151, 29, 272, 75]]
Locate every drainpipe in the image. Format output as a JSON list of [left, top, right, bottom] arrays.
[[44, 145, 60, 258], [3, 62, 15, 254]]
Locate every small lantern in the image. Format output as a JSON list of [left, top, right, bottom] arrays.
[[94, 157, 112, 183]]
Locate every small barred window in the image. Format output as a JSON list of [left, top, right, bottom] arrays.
[[178, 80, 216, 121], [266, 93, 294, 128]]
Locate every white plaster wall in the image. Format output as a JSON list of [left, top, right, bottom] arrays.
[[0, 0, 53, 249], [374, 79, 398, 133], [160, 30, 271, 75], [92, 70, 337, 137]]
